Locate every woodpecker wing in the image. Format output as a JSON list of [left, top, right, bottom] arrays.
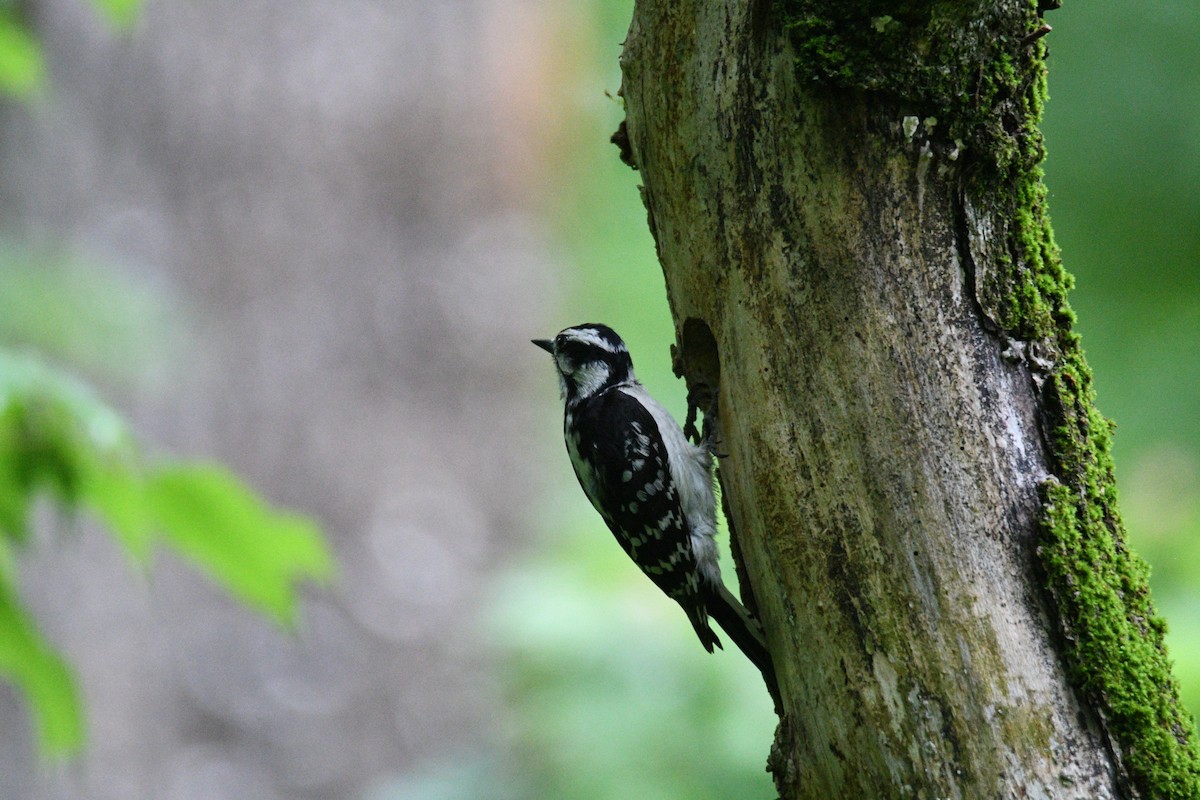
[[565, 387, 720, 651]]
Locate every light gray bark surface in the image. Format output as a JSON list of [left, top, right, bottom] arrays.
[[618, 2, 1120, 796]]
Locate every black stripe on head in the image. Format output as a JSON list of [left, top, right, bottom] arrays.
[[559, 324, 628, 355], [555, 323, 635, 399]]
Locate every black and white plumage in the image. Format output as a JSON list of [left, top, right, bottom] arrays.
[[533, 324, 772, 679]]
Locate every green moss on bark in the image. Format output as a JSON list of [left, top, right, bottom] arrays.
[[783, 0, 1200, 796], [782, 0, 1042, 175], [981, 18, 1200, 800], [1040, 471, 1200, 797]]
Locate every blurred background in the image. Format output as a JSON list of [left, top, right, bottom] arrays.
[[0, 1, 1194, 798]]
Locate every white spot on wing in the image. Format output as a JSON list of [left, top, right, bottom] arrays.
[[617, 383, 722, 588]]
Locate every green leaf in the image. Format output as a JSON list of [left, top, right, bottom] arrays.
[[0, 352, 131, 455], [0, 15, 43, 97], [0, 350, 332, 755], [0, 574, 83, 755], [0, 424, 33, 542], [145, 463, 333, 625], [84, 459, 157, 560], [0, 353, 133, 540]]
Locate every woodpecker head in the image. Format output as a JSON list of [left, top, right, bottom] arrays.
[[532, 323, 635, 402]]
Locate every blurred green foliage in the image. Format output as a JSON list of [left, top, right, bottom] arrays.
[[0, 348, 333, 755], [0, 0, 144, 98], [0, 0, 336, 756], [0, 11, 43, 97], [91, 0, 145, 29], [489, 530, 777, 800], [0, 242, 177, 383], [0, 550, 79, 754]]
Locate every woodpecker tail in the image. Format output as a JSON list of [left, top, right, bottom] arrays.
[[705, 584, 780, 710], [686, 607, 724, 654], [706, 585, 769, 673]]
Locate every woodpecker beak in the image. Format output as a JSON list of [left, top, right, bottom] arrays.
[[531, 339, 554, 354]]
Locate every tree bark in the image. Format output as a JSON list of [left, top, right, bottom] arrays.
[[617, 1, 1200, 798]]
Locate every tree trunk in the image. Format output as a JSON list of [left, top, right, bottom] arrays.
[[616, 1, 1200, 798]]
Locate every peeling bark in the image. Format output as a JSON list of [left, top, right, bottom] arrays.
[[617, 1, 1200, 797]]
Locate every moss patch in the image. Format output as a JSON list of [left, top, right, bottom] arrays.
[[782, 0, 1043, 176], [783, 0, 1200, 795], [1035, 320, 1200, 797]]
